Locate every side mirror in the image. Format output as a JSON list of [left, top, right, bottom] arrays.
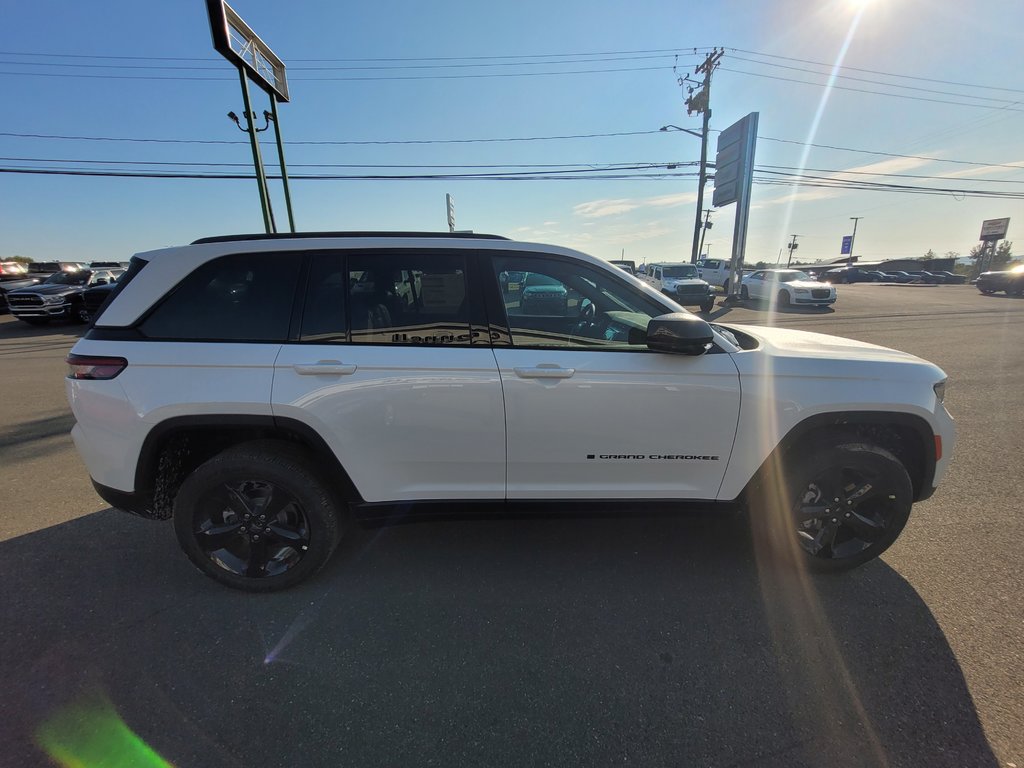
[[646, 313, 714, 356], [93, 278, 108, 286]]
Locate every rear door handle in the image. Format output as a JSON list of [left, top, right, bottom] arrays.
[[292, 360, 357, 376], [513, 364, 575, 379]]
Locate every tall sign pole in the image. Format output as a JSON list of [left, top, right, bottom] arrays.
[[847, 217, 863, 267], [713, 112, 759, 302], [446, 194, 456, 233], [207, 1, 294, 233]]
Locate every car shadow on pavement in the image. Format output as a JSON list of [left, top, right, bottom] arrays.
[[0, 510, 998, 768]]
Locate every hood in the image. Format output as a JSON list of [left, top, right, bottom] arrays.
[[787, 280, 831, 290], [10, 282, 84, 296], [664, 278, 708, 287], [723, 323, 941, 370]]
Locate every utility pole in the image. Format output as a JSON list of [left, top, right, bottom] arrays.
[[683, 48, 723, 263], [697, 208, 713, 259], [848, 217, 863, 267], [786, 234, 801, 267]]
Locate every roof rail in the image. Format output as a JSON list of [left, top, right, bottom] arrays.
[[191, 231, 509, 245]]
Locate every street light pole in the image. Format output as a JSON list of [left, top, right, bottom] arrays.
[[697, 208, 713, 260], [848, 217, 863, 267]]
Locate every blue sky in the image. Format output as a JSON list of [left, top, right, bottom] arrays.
[[1, 0, 1022, 265]]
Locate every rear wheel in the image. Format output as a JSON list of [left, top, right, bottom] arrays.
[[173, 441, 345, 591], [753, 442, 913, 572], [740, 286, 749, 301]]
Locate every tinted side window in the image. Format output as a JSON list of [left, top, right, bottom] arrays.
[[347, 252, 470, 345], [492, 255, 666, 349], [141, 252, 300, 341], [300, 253, 346, 343]]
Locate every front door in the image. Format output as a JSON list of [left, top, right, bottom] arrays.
[[487, 253, 741, 501]]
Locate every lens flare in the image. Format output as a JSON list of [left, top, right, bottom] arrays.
[[36, 697, 174, 768]]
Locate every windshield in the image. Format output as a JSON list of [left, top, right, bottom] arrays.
[[663, 265, 698, 279], [777, 271, 810, 283], [43, 271, 89, 286]]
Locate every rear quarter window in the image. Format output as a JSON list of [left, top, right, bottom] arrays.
[[139, 252, 301, 341]]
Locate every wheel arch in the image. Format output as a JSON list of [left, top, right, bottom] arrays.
[[135, 415, 363, 519], [741, 411, 937, 504]]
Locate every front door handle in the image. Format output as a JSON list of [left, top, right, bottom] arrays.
[[292, 360, 358, 376], [513, 364, 575, 379]]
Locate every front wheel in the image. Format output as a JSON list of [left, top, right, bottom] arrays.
[[173, 441, 345, 591], [700, 299, 715, 313], [740, 286, 749, 301], [753, 442, 913, 572], [776, 290, 791, 308]]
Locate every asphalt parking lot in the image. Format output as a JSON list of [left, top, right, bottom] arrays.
[[1, 284, 1021, 767]]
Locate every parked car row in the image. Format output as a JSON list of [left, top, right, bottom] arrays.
[[812, 266, 966, 284]]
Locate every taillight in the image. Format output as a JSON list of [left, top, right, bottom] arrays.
[[66, 354, 127, 380]]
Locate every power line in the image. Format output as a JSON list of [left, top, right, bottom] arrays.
[[0, 129, 665, 145], [5, 127, 1023, 173], [0, 53, 699, 72], [719, 67, 1024, 112], [0, 64, 679, 81], [728, 47, 1024, 95], [725, 53, 1021, 105], [0, 46, 715, 63]]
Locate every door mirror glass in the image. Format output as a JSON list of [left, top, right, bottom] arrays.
[[646, 313, 714, 356]]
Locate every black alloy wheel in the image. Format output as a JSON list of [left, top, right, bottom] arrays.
[[789, 443, 912, 571], [173, 441, 343, 591], [191, 479, 311, 579]]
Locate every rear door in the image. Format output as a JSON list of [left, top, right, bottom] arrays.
[[271, 249, 505, 503]]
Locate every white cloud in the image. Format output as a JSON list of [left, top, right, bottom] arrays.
[[938, 161, 1024, 179], [572, 190, 697, 219]]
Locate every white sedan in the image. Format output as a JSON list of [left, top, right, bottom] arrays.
[[740, 269, 837, 307]]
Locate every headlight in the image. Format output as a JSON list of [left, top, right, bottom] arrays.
[[42, 295, 65, 304], [793, 288, 809, 295], [933, 379, 946, 403]]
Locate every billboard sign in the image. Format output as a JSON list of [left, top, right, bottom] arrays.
[[841, 235, 852, 255], [979, 218, 1010, 241], [713, 113, 758, 208], [207, 0, 290, 102]]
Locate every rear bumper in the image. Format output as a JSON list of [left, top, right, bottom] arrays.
[[92, 480, 159, 520]]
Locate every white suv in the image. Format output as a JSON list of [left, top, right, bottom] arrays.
[[66, 232, 954, 591]]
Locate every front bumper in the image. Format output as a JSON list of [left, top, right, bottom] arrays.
[[792, 296, 836, 305], [11, 303, 69, 318]]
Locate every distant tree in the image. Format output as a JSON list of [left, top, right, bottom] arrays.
[[9, 255, 32, 265], [922, 249, 937, 261], [944, 250, 960, 260], [969, 241, 1013, 272]]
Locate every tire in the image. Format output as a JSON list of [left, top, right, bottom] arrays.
[[722, 279, 730, 295], [751, 442, 913, 573], [173, 440, 345, 591], [740, 286, 749, 301], [700, 299, 715, 313], [777, 290, 791, 308], [72, 303, 90, 324], [979, 289, 996, 295]]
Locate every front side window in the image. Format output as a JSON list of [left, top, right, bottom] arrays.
[[492, 255, 667, 349], [347, 252, 470, 345], [140, 252, 300, 341]]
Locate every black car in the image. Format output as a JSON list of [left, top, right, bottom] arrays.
[[824, 267, 875, 284], [977, 268, 1024, 296], [883, 271, 917, 284], [930, 270, 967, 285], [82, 280, 119, 321], [0, 274, 43, 313], [7, 269, 120, 325]]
